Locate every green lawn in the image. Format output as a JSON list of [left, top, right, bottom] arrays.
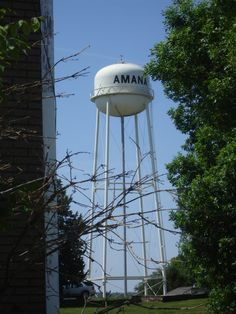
[[60, 298, 208, 314]]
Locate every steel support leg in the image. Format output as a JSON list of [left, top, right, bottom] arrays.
[[146, 104, 167, 295]]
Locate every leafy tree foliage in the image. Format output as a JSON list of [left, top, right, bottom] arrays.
[[165, 255, 194, 291], [135, 256, 194, 295], [0, 8, 41, 100], [58, 180, 85, 292], [135, 269, 163, 296], [146, 1, 236, 312]]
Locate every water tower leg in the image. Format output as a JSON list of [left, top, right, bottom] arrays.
[[120, 116, 128, 297], [146, 103, 167, 296], [88, 108, 100, 279], [134, 114, 148, 296], [102, 101, 110, 298]]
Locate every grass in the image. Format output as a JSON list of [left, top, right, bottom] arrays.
[[60, 298, 208, 314]]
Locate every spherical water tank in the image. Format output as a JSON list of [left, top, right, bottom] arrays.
[[91, 63, 153, 117]]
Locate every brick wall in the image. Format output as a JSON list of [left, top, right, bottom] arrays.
[[0, 1, 47, 313]]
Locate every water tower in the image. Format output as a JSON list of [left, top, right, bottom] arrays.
[[88, 62, 167, 297]]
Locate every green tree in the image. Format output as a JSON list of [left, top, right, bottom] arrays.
[[145, 0, 236, 313], [165, 255, 194, 291], [0, 8, 41, 100], [135, 269, 163, 296], [135, 256, 194, 295], [57, 180, 85, 293]]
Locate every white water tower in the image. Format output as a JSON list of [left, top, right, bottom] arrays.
[[88, 62, 167, 297]]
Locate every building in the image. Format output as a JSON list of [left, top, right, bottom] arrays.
[[0, 0, 58, 313]]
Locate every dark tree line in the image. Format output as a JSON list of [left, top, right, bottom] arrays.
[[57, 180, 85, 292], [135, 255, 194, 295]]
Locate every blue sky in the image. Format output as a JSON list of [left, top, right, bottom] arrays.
[[54, 0, 185, 292]]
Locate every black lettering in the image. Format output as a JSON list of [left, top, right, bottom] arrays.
[[113, 75, 120, 83], [113, 74, 147, 85], [121, 75, 130, 83], [131, 75, 137, 84], [138, 76, 143, 84]]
